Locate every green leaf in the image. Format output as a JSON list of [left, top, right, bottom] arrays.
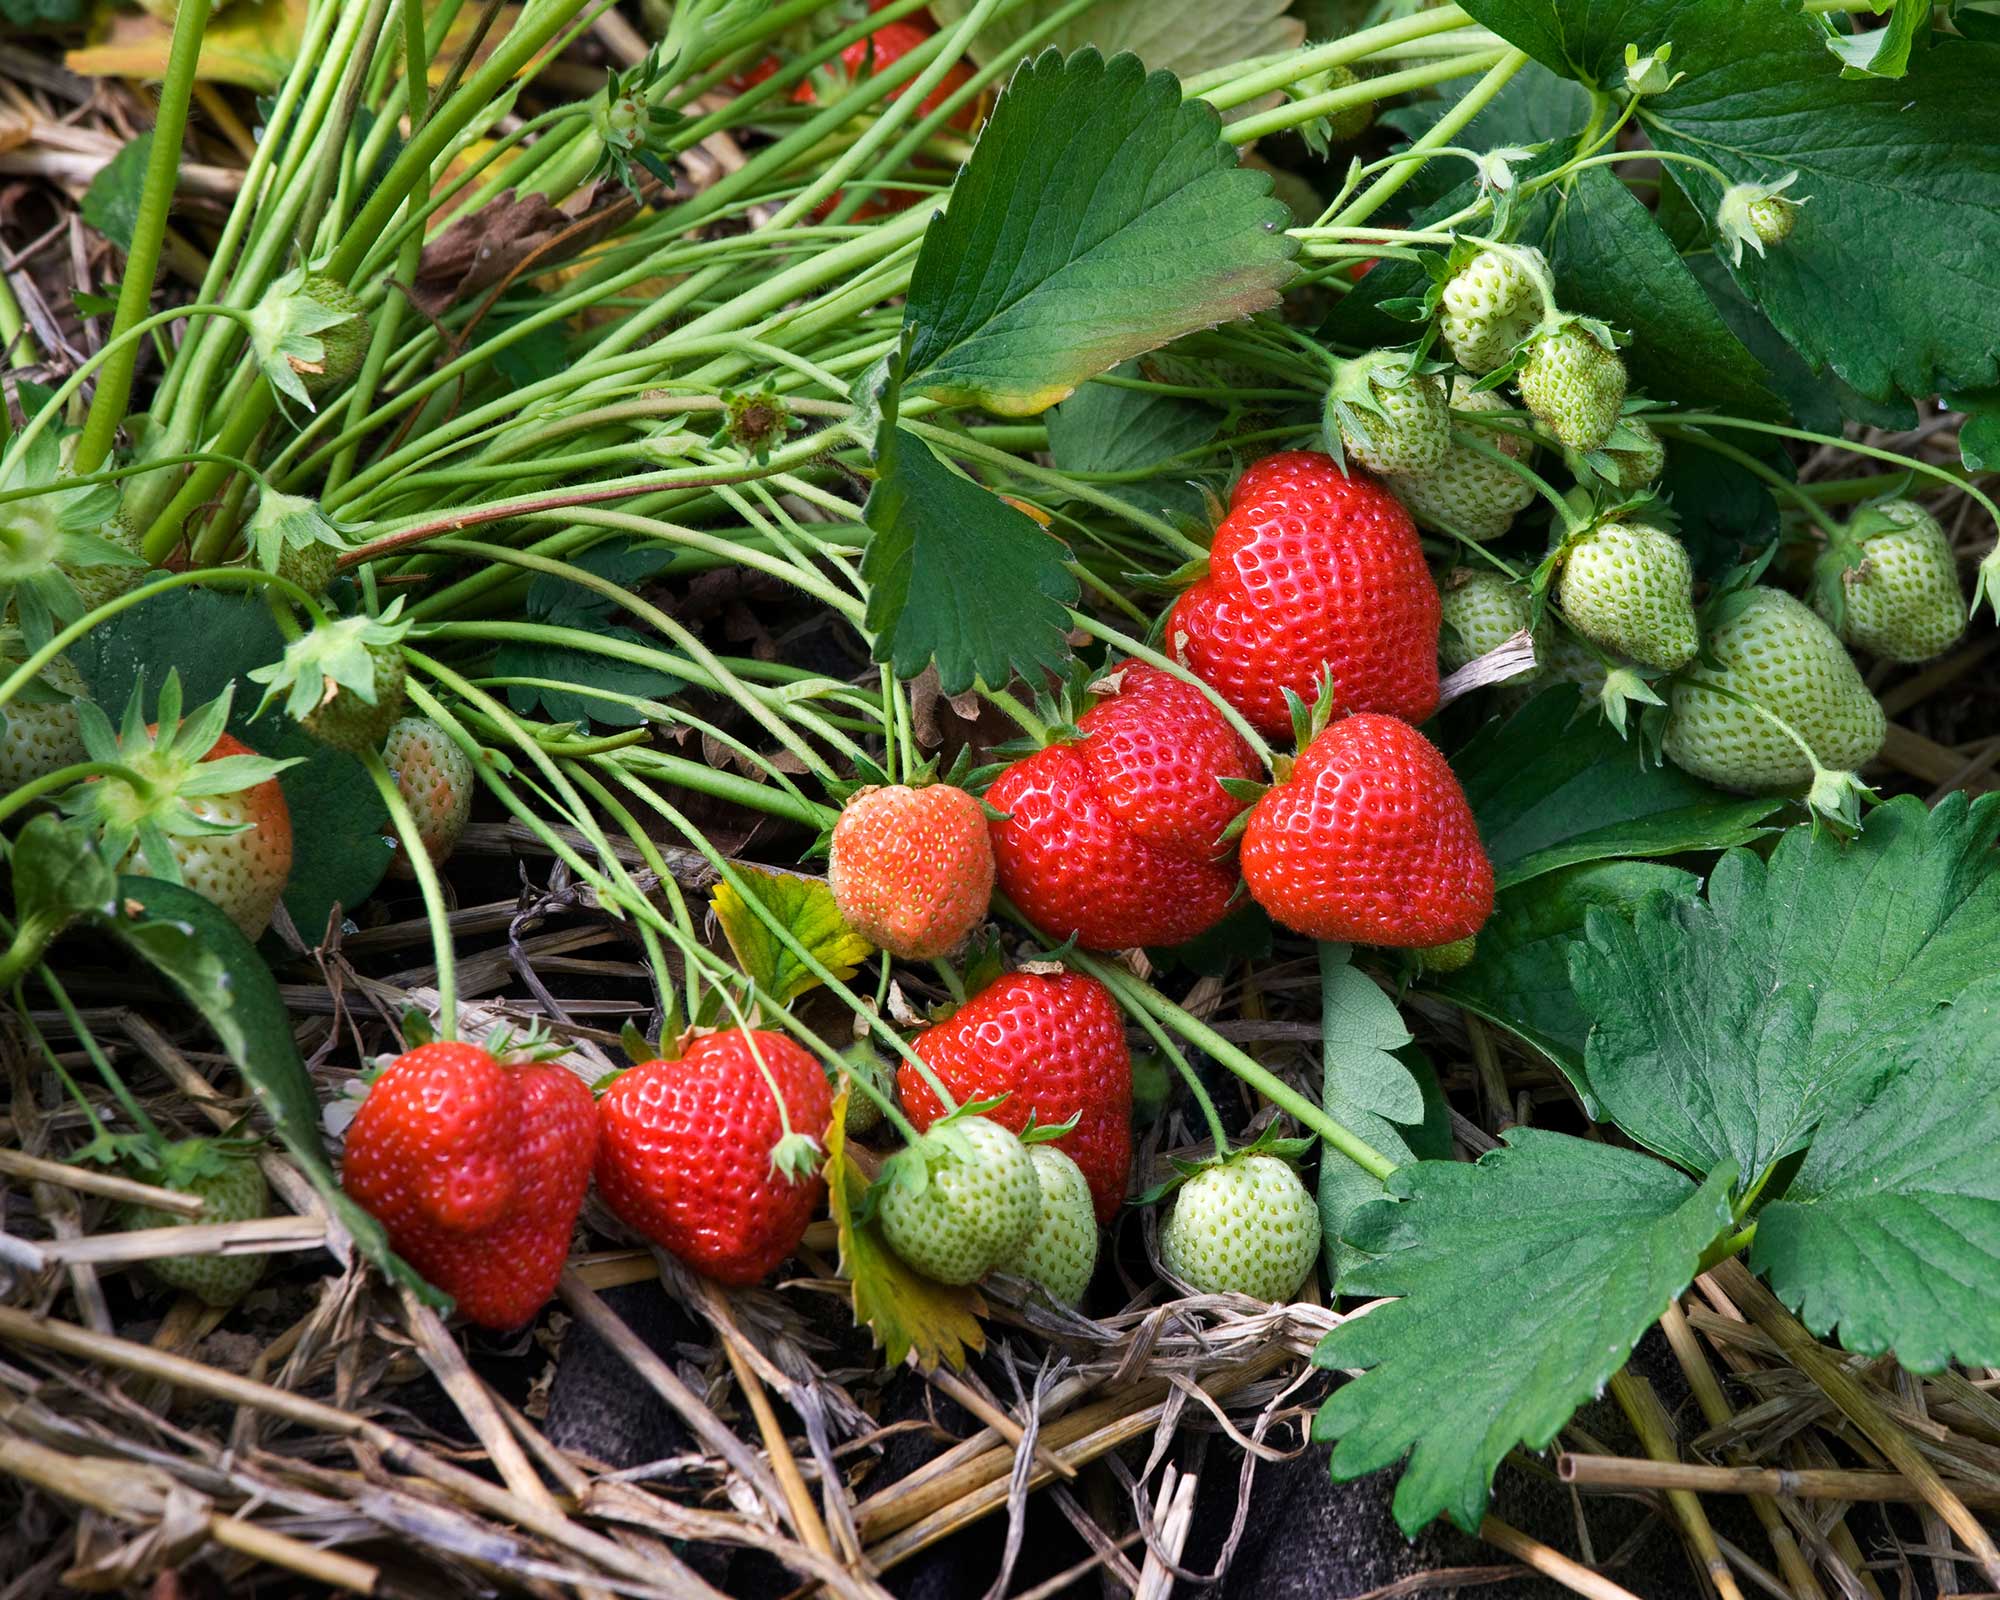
[[1947, 388, 2000, 472], [861, 426, 1079, 694], [1379, 61, 1592, 212], [1754, 976, 2000, 1371], [1569, 794, 2000, 1192], [97, 876, 441, 1305], [1639, 8, 2000, 402], [900, 49, 1296, 415], [1453, 689, 1781, 888], [67, 585, 391, 935], [930, 0, 1302, 77], [1327, 145, 1780, 418], [1317, 942, 1419, 1124], [709, 866, 874, 1010], [1424, 859, 1697, 1114], [493, 630, 686, 729], [82, 132, 153, 252], [1822, 0, 1927, 79], [1319, 1046, 1452, 1289], [0, 0, 87, 22], [1313, 1130, 1736, 1534], [11, 814, 116, 933], [1045, 362, 1222, 521], [1318, 937, 1449, 1287]]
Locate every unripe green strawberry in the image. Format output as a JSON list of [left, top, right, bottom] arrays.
[[1310, 62, 1371, 146], [1814, 500, 1963, 664], [64, 508, 146, 615], [300, 275, 370, 398], [1748, 196, 1799, 247], [1663, 587, 1885, 792], [277, 537, 339, 598], [879, 1117, 1039, 1286], [382, 715, 474, 873], [1388, 380, 1535, 543], [1422, 934, 1477, 972], [835, 1041, 889, 1135], [1439, 568, 1531, 673], [1598, 418, 1665, 492], [1556, 521, 1698, 671], [1539, 627, 1615, 694], [303, 642, 406, 753], [998, 1146, 1097, 1305], [1160, 1155, 1320, 1303], [1439, 247, 1545, 374], [1329, 356, 1449, 476], [121, 1140, 269, 1308], [0, 651, 87, 788], [1517, 322, 1626, 453]]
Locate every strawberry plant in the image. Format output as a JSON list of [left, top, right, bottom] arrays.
[[2, 0, 1999, 1589]]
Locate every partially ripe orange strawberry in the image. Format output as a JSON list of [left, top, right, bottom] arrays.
[[829, 783, 995, 959]]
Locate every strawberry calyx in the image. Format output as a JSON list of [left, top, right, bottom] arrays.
[[1134, 1122, 1313, 1206], [57, 674, 297, 882], [248, 489, 354, 588], [769, 1130, 826, 1185], [249, 266, 366, 410], [247, 599, 411, 735], [1714, 171, 1806, 266]]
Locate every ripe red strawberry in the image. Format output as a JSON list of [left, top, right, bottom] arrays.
[[899, 970, 1132, 1223], [829, 783, 994, 959], [342, 1041, 597, 1329], [383, 715, 474, 875], [1168, 452, 1440, 740], [833, 20, 980, 133], [1076, 664, 1258, 857], [987, 665, 1255, 950], [1241, 714, 1493, 949], [596, 1029, 832, 1284]]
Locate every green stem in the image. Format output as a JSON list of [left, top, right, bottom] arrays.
[[360, 747, 456, 1038], [1125, 996, 1231, 1156], [1222, 51, 1508, 145], [1328, 49, 1529, 229], [1070, 949, 1398, 1181], [73, 0, 212, 474], [0, 761, 160, 831], [0, 566, 319, 717]]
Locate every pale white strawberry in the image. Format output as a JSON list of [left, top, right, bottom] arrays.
[[0, 652, 88, 789], [1388, 380, 1536, 543]]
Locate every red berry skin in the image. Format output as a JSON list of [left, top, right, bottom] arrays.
[[1077, 664, 1258, 857], [1167, 452, 1440, 740], [987, 664, 1255, 951], [829, 784, 995, 959], [901, 972, 1131, 1223], [596, 1031, 832, 1285], [1240, 714, 1494, 948], [342, 1042, 597, 1330], [988, 744, 1237, 951], [840, 22, 980, 132]]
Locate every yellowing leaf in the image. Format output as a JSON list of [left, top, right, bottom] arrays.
[[71, 0, 306, 91], [69, 0, 524, 92], [827, 1095, 985, 1372], [710, 866, 872, 1008]]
